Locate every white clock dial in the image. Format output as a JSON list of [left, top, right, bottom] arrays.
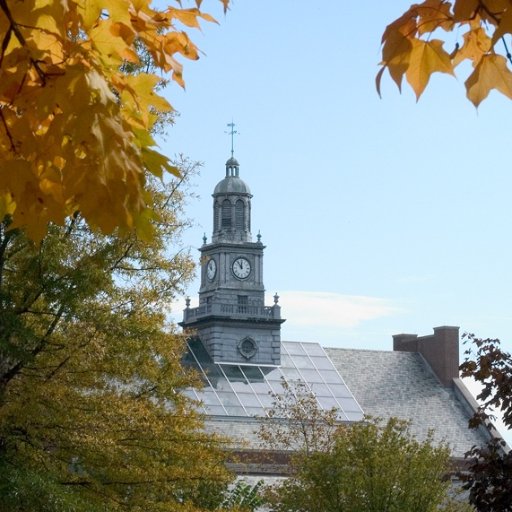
[[206, 258, 217, 281], [232, 257, 251, 279]]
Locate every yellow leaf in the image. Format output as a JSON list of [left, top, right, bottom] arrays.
[[453, 0, 479, 21], [415, 0, 454, 35], [142, 147, 180, 179], [168, 8, 202, 28], [78, 0, 104, 29], [406, 39, 454, 99], [379, 28, 414, 93], [168, 7, 218, 28], [123, 73, 172, 113], [465, 53, 512, 106], [482, 0, 510, 15], [453, 26, 492, 67], [0, 192, 16, 219], [492, 5, 512, 44], [0, 0, 231, 240], [90, 19, 132, 66]]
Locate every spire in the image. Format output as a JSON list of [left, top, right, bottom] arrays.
[[225, 121, 238, 158]]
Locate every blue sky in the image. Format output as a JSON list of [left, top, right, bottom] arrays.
[[160, 2, 511, 438]]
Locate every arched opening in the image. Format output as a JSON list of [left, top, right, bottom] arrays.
[[235, 200, 245, 231], [214, 201, 220, 231], [221, 199, 232, 228]]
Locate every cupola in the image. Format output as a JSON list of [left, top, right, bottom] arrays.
[[212, 157, 252, 243]]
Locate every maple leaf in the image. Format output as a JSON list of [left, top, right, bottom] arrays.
[[415, 0, 454, 35], [406, 39, 454, 99], [452, 0, 479, 21], [465, 53, 512, 106], [378, 0, 512, 107], [0, 0, 229, 240], [377, 14, 416, 95], [452, 26, 492, 67], [491, 4, 512, 44], [0, 168, 236, 509]]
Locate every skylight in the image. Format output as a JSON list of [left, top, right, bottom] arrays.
[[183, 339, 364, 421]]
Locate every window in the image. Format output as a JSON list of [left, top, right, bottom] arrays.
[[221, 199, 231, 228], [237, 295, 248, 314], [214, 202, 220, 230], [235, 200, 244, 230], [238, 337, 257, 359]]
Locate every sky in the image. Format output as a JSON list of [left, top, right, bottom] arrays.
[[159, 2, 512, 440]]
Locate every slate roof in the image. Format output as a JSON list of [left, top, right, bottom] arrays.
[[325, 347, 489, 458], [203, 343, 492, 460]]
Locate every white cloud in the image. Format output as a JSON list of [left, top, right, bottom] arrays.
[[169, 290, 402, 347], [269, 291, 400, 329]]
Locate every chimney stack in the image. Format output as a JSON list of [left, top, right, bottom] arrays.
[[393, 326, 459, 387]]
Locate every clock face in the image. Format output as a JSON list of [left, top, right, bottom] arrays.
[[206, 258, 217, 281], [232, 257, 251, 280]]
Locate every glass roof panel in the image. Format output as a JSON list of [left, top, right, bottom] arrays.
[[309, 355, 337, 370], [237, 393, 263, 407], [283, 342, 306, 355], [185, 340, 363, 422], [224, 405, 247, 416], [244, 380, 273, 395], [280, 367, 301, 381], [267, 379, 286, 395], [291, 355, 313, 369], [298, 368, 323, 383], [310, 382, 332, 396], [197, 390, 223, 406], [264, 367, 285, 381], [208, 405, 227, 415], [256, 393, 275, 407], [328, 383, 353, 398], [216, 390, 243, 407], [322, 370, 345, 383], [345, 411, 364, 421], [240, 365, 265, 381], [301, 343, 326, 356], [220, 365, 247, 383], [280, 354, 295, 367], [317, 396, 340, 409], [337, 397, 364, 412]]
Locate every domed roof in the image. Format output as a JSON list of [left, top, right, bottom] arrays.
[[226, 156, 239, 167], [213, 176, 251, 195], [213, 156, 252, 195]]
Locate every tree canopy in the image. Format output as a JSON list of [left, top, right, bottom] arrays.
[[0, 160, 237, 511], [460, 334, 512, 512], [259, 380, 469, 512], [378, 0, 512, 106], [0, 0, 228, 241]]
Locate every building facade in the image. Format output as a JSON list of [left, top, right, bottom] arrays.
[[181, 156, 283, 366], [181, 154, 504, 479]]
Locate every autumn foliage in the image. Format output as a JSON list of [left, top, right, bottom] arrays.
[[459, 334, 512, 512], [378, 0, 512, 106], [0, 0, 228, 240], [0, 163, 237, 511]]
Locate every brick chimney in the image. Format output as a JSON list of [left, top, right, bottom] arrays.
[[393, 326, 460, 387]]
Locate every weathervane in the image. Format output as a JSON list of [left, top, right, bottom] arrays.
[[225, 121, 239, 157]]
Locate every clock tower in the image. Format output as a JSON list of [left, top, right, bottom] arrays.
[[181, 155, 284, 365]]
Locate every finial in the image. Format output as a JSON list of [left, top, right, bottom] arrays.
[[273, 293, 280, 305], [257, 231, 262, 243], [225, 120, 239, 158], [185, 297, 191, 309], [202, 233, 207, 245]]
